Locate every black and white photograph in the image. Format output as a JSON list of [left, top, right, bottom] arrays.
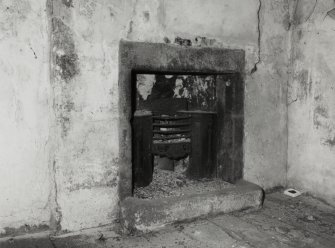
[[0, 0, 334, 247]]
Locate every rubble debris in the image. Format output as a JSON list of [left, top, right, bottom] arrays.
[[307, 215, 315, 221], [97, 233, 106, 242], [174, 37, 192, 46], [133, 162, 231, 199]]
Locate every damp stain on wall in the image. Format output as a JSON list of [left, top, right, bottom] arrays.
[[0, 224, 49, 238], [55, 53, 79, 81], [295, 69, 310, 101], [313, 104, 328, 129], [52, 18, 79, 82], [52, 17, 79, 137], [323, 136, 335, 147]]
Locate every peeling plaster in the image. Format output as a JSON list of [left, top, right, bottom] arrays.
[[136, 74, 217, 111], [325, 8, 335, 20], [0, 0, 294, 234], [136, 74, 155, 101], [62, 0, 73, 8]]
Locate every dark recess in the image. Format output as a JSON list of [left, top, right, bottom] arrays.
[[118, 41, 245, 199]]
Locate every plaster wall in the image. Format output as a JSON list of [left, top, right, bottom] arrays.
[[243, 0, 290, 189], [0, 0, 51, 234], [50, 0, 290, 231], [0, 0, 291, 234], [288, 0, 335, 206]]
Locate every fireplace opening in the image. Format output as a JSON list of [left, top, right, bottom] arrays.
[[131, 72, 243, 199]]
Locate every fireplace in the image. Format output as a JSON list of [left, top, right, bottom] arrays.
[[132, 73, 231, 198], [118, 41, 245, 200]]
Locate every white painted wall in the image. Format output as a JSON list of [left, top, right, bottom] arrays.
[[288, 0, 335, 206], [0, 0, 51, 234]]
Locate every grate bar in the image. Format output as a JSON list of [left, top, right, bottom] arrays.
[[153, 122, 190, 128], [153, 129, 191, 135], [153, 134, 191, 140], [153, 115, 191, 121]]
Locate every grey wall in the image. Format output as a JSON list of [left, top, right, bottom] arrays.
[[0, 0, 291, 234], [50, 0, 290, 231], [288, 0, 335, 206], [243, 0, 290, 189]]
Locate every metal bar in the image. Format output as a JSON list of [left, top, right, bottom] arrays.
[[153, 129, 191, 135], [153, 134, 191, 140], [153, 115, 191, 121], [153, 122, 191, 128]]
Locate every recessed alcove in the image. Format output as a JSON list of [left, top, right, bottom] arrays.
[[131, 72, 243, 199], [118, 41, 245, 200], [117, 41, 262, 233]]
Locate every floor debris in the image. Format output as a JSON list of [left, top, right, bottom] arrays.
[[134, 163, 231, 199], [2, 192, 334, 248]]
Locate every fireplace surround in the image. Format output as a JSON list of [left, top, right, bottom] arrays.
[[118, 41, 245, 200]]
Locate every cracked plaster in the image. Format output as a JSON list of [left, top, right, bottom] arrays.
[[288, 0, 335, 206], [0, 0, 294, 235]]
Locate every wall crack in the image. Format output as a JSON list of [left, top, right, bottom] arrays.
[[288, 98, 298, 105], [251, 0, 262, 74], [126, 0, 138, 38], [29, 45, 38, 59], [52, 159, 62, 232], [305, 0, 318, 23]]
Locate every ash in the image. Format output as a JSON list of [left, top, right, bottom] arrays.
[[133, 161, 231, 199]]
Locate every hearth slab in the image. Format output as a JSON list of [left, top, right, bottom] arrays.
[[121, 180, 264, 233]]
